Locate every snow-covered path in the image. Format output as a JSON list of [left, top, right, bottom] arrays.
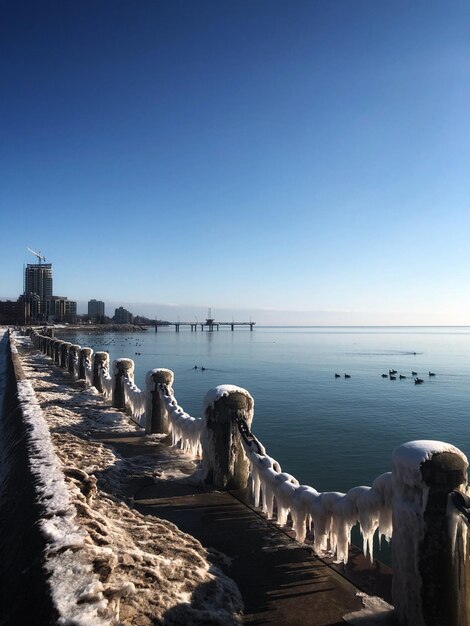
[[13, 334, 243, 625]]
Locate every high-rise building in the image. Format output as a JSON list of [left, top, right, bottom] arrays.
[[24, 263, 53, 318], [46, 296, 77, 323], [88, 299, 105, 321], [114, 306, 133, 324]]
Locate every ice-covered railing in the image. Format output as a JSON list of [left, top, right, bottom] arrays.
[[72, 351, 80, 379], [122, 372, 146, 427], [158, 383, 203, 458], [99, 365, 113, 401], [237, 419, 392, 563], [84, 352, 94, 387], [26, 333, 174, 435]]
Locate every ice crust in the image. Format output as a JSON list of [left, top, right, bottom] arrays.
[[391, 440, 468, 626], [159, 385, 203, 458], [122, 376, 146, 427], [241, 426, 393, 563], [202, 384, 254, 418], [99, 365, 113, 400]]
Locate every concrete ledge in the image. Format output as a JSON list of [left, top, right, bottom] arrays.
[[0, 332, 58, 624]]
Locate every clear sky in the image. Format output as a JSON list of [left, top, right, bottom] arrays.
[[1, 1, 469, 324]]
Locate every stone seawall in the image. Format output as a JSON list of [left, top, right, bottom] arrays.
[[0, 332, 57, 624]]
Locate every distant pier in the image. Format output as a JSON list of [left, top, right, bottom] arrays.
[[156, 317, 255, 332]]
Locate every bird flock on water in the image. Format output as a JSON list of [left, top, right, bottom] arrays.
[[335, 369, 436, 384]]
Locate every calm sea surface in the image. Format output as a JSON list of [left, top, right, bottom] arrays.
[[59, 326, 470, 494]]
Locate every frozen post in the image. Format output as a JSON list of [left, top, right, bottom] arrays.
[[112, 358, 134, 409], [144, 368, 174, 434], [68, 344, 81, 375], [392, 441, 469, 626], [79, 347, 93, 380], [202, 385, 254, 490], [52, 339, 61, 365], [60, 342, 72, 368], [55, 341, 65, 366], [93, 352, 109, 392]]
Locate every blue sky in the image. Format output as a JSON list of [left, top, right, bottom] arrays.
[[1, 1, 469, 324]]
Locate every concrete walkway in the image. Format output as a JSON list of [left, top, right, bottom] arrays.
[[97, 430, 393, 625]]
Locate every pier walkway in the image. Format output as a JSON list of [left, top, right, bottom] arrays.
[[102, 431, 393, 625], [14, 339, 393, 625]]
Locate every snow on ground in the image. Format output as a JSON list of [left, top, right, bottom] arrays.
[[14, 335, 243, 625]]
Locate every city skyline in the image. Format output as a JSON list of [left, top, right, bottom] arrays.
[[1, 1, 469, 325]]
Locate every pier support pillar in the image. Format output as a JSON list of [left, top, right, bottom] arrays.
[[202, 386, 254, 490], [392, 442, 469, 626], [93, 352, 109, 392], [112, 358, 134, 409], [145, 368, 174, 434]]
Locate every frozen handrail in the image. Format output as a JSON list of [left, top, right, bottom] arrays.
[[233, 413, 393, 564], [122, 376, 146, 427], [158, 384, 203, 458], [72, 352, 80, 379], [84, 358, 93, 387], [99, 364, 113, 401]]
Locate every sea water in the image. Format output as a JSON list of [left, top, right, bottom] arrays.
[[58, 326, 470, 494]]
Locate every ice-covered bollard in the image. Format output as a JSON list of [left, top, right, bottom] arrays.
[[93, 352, 109, 392], [392, 440, 468, 626], [39, 335, 47, 353], [79, 347, 93, 380], [68, 344, 81, 375], [202, 385, 254, 490], [51, 339, 61, 365], [112, 358, 135, 409], [145, 368, 174, 434], [56, 341, 65, 365], [60, 342, 72, 368], [45, 337, 53, 357]]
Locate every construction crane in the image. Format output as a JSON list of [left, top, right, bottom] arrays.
[[27, 247, 46, 264]]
